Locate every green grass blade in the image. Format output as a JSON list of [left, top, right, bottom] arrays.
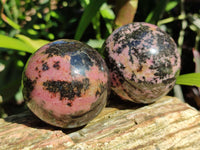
[[176, 73, 200, 87], [1, 14, 21, 30], [165, 0, 179, 12], [87, 39, 105, 48], [0, 34, 49, 53], [0, 34, 34, 53], [74, 0, 106, 40], [145, 0, 169, 24], [16, 34, 49, 53]]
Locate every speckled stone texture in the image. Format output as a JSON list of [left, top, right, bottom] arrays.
[[22, 39, 110, 128], [103, 22, 181, 103]]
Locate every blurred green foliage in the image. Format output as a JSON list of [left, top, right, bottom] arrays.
[[0, 0, 200, 117]]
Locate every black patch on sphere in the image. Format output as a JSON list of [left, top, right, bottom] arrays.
[[23, 76, 36, 101], [130, 23, 150, 42], [42, 62, 49, 71], [44, 40, 83, 57], [109, 57, 126, 86], [67, 102, 72, 107], [43, 78, 90, 101], [114, 24, 153, 65], [82, 78, 90, 92], [162, 77, 175, 85], [95, 83, 106, 97], [116, 47, 123, 54], [112, 30, 124, 46], [45, 47, 66, 58], [103, 44, 125, 86], [53, 61, 60, 70], [131, 40, 141, 48], [152, 59, 173, 79]]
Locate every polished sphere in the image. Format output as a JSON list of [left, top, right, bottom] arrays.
[[103, 22, 181, 103], [22, 39, 110, 128]]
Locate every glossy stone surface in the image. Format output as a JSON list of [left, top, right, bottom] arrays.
[[103, 22, 181, 103], [22, 39, 110, 128]]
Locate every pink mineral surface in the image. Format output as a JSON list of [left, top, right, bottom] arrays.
[[22, 39, 110, 128], [103, 22, 181, 103]]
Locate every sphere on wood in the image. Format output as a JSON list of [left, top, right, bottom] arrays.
[[22, 39, 110, 128], [103, 22, 181, 103]]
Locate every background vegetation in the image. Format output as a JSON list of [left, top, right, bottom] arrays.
[[0, 0, 200, 118]]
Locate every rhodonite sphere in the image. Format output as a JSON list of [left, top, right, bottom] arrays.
[[22, 39, 110, 128], [103, 22, 181, 103]]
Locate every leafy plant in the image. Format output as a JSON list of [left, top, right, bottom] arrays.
[[176, 73, 200, 87], [0, 0, 200, 117]]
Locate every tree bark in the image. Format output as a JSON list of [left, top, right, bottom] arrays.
[[1, 96, 200, 150]]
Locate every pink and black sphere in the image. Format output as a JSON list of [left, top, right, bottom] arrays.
[[22, 39, 110, 128], [103, 22, 181, 103]]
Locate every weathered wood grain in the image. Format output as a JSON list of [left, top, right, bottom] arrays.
[[0, 96, 200, 150]]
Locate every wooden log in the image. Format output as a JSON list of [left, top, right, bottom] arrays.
[[1, 96, 200, 150]]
